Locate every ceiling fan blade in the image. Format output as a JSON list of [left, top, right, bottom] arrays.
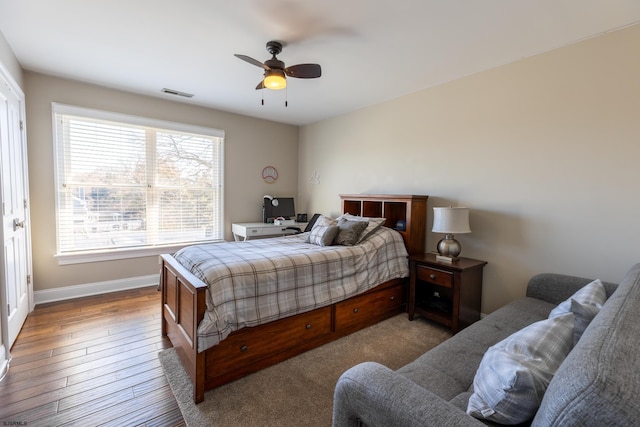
[[255, 80, 266, 90], [285, 63, 321, 79], [235, 54, 270, 71]]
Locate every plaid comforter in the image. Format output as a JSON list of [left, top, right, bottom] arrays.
[[173, 226, 409, 352]]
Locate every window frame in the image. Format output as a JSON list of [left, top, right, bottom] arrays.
[[51, 103, 225, 265]]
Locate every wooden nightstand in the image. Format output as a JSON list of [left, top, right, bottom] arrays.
[[408, 253, 487, 333]]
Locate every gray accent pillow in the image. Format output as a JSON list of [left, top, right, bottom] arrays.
[[337, 213, 386, 243], [334, 218, 369, 246], [467, 313, 575, 424]]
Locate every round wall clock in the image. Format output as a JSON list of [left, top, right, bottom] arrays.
[[262, 166, 278, 183]]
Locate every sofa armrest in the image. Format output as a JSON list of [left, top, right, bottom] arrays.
[[526, 273, 617, 305], [333, 362, 484, 427]]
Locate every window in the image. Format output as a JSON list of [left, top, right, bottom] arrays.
[[53, 104, 224, 263]]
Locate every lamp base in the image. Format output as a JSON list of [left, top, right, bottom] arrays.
[[436, 234, 462, 260], [435, 254, 455, 263]]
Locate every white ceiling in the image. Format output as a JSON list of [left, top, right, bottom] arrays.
[[1, 1, 639, 126]]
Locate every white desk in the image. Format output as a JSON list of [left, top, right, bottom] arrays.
[[232, 222, 307, 241]]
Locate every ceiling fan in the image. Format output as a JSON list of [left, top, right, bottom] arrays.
[[235, 41, 322, 91]]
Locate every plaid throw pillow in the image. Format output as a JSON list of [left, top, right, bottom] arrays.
[[548, 279, 607, 345], [308, 215, 339, 246], [467, 313, 575, 424]]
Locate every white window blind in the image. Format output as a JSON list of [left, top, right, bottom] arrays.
[[53, 104, 224, 259]]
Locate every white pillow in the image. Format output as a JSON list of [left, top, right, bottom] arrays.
[[467, 313, 575, 424], [337, 213, 385, 243], [548, 279, 607, 344]]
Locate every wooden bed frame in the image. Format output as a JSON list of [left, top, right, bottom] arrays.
[[160, 194, 427, 403]]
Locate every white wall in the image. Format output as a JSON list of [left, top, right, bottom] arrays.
[[25, 72, 298, 292], [0, 29, 22, 88], [299, 24, 640, 314]]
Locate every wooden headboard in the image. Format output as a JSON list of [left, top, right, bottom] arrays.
[[339, 194, 428, 254]]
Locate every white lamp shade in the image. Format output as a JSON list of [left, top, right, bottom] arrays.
[[432, 207, 471, 234]]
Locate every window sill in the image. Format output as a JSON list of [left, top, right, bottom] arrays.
[[55, 240, 224, 265]]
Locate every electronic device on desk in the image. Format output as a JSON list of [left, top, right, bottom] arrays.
[[274, 217, 296, 226], [263, 195, 296, 223]]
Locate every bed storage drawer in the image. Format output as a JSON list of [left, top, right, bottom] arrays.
[[334, 282, 405, 332], [206, 306, 332, 374]]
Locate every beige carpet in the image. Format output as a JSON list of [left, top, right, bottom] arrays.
[[158, 314, 451, 427]]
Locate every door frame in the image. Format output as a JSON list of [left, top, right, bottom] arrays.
[[0, 61, 33, 380]]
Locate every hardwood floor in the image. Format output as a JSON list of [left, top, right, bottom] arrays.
[[0, 286, 185, 427]]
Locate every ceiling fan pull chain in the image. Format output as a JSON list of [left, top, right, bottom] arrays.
[[261, 89, 264, 106], [285, 86, 288, 107]]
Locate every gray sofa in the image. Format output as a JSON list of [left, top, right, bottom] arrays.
[[333, 263, 640, 426]]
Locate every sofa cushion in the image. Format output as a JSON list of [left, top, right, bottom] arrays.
[[532, 263, 640, 426], [467, 313, 575, 425]]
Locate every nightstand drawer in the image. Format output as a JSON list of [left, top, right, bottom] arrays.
[[416, 265, 453, 288]]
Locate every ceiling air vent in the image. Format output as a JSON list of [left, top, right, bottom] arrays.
[[161, 88, 194, 98]]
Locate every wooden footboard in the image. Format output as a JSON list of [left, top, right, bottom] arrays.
[[161, 254, 407, 403], [160, 254, 208, 403]]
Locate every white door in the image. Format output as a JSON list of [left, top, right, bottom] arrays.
[[0, 75, 31, 349]]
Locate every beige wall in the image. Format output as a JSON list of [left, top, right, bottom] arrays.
[[13, 24, 640, 311], [299, 24, 640, 314], [25, 72, 298, 291]]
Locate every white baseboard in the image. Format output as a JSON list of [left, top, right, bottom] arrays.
[[33, 274, 159, 305]]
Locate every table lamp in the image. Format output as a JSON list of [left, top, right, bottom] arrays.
[[432, 207, 471, 262]]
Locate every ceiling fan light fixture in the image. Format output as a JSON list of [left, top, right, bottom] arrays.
[[264, 70, 286, 90]]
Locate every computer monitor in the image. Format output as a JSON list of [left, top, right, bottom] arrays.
[[263, 196, 296, 222]]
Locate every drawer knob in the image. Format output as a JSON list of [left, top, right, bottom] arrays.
[[353, 308, 359, 314], [390, 296, 395, 301], [305, 324, 312, 330], [240, 345, 248, 352], [430, 274, 436, 280]]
